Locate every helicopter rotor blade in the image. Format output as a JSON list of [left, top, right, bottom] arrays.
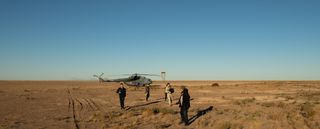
[[93, 73, 104, 78], [120, 74, 133, 76], [99, 73, 104, 77], [103, 73, 160, 77], [138, 74, 160, 76]]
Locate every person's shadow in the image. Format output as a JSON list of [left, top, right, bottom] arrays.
[[126, 100, 161, 110], [188, 106, 214, 125]]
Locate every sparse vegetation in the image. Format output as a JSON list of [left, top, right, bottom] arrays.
[[276, 101, 287, 108], [1, 81, 320, 129], [156, 123, 171, 129], [179, 85, 188, 89], [234, 98, 255, 105], [211, 83, 220, 87], [26, 97, 35, 100], [261, 102, 275, 107], [152, 107, 160, 114], [268, 111, 286, 120], [106, 111, 123, 120], [217, 121, 232, 129], [198, 119, 210, 127], [284, 96, 294, 101], [216, 110, 224, 115], [143, 107, 177, 115], [300, 102, 315, 118], [87, 113, 105, 122]]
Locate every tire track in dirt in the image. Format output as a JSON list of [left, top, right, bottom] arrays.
[[77, 98, 93, 112], [67, 89, 80, 129], [91, 98, 110, 113], [68, 98, 71, 112], [66, 89, 111, 128], [88, 98, 102, 111], [73, 98, 101, 112], [75, 99, 84, 111], [84, 98, 96, 111]]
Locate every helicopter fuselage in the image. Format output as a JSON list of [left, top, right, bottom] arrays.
[[96, 74, 153, 87], [124, 76, 152, 87]]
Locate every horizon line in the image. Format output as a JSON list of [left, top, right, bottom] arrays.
[[1, 79, 320, 81]]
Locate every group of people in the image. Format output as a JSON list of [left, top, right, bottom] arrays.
[[116, 82, 191, 125]]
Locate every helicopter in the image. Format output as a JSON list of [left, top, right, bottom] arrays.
[[93, 73, 160, 87]]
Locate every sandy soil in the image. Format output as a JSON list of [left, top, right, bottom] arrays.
[[0, 80, 320, 129]]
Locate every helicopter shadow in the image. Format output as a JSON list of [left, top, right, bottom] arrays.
[[126, 100, 162, 110], [188, 106, 214, 125]]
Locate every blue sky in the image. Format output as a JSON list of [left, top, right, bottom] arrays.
[[0, 0, 320, 80]]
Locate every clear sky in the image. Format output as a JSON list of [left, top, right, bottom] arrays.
[[0, 0, 320, 80]]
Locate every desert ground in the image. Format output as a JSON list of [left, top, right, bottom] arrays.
[[0, 80, 320, 129]]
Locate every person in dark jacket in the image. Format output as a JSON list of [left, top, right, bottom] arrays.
[[145, 84, 150, 101], [116, 82, 126, 109], [178, 87, 190, 125]]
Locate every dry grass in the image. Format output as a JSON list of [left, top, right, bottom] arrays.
[[217, 121, 232, 129], [1, 80, 320, 129], [233, 98, 255, 105], [147, 107, 177, 115], [300, 102, 315, 118], [261, 102, 276, 107], [211, 83, 220, 87]]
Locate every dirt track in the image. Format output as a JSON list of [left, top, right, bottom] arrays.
[[0, 81, 320, 129]]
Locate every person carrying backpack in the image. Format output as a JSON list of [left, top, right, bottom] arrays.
[[165, 83, 174, 106]]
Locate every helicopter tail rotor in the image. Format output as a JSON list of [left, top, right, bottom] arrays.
[[93, 73, 105, 83]]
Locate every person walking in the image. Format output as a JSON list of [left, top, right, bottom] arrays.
[[116, 82, 126, 109], [164, 83, 170, 101], [165, 83, 173, 106], [178, 87, 190, 125], [145, 84, 150, 101]]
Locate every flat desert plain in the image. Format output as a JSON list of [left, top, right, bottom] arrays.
[[0, 81, 320, 129]]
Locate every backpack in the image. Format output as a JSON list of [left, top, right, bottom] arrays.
[[169, 88, 174, 93]]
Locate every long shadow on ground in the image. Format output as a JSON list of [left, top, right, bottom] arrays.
[[188, 106, 214, 125], [126, 100, 162, 110]]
